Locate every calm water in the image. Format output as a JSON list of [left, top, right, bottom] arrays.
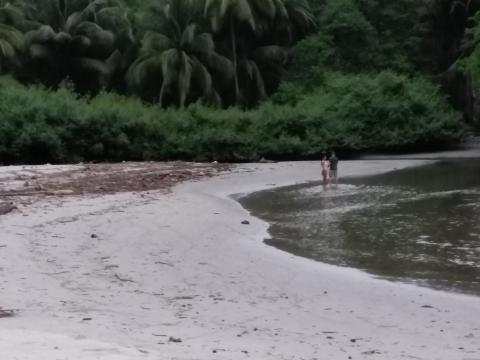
[[240, 160, 480, 295]]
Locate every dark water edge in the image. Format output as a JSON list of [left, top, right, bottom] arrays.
[[239, 159, 480, 296]]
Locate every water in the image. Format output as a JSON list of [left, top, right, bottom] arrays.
[[240, 159, 480, 295]]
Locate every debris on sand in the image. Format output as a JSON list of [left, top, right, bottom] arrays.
[[168, 336, 182, 343], [0, 308, 16, 318], [0, 203, 16, 215], [114, 273, 136, 283], [0, 162, 230, 206]]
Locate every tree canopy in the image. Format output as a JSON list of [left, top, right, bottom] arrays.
[[2, 0, 478, 164], [0, 0, 479, 116]]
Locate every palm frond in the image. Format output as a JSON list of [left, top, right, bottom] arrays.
[[126, 54, 163, 88], [180, 23, 196, 48], [232, 0, 255, 30], [141, 31, 174, 54], [73, 56, 111, 74], [192, 56, 213, 96], [0, 38, 15, 58], [0, 23, 24, 51], [160, 47, 179, 85], [25, 25, 55, 44], [252, 0, 276, 20], [28, 43, 52, 59], [190, 32, 214, 54], [254, 45, 289, 65], [178, 50, 193, 106]]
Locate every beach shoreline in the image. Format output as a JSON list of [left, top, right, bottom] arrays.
[[1, 159, 480, 359]]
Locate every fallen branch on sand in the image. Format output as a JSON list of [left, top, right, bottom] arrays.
[[114, 273, 136, 283], [0, 309, 17, 318]]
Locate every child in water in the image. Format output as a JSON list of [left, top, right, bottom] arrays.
[[321, 154, 329, 185]]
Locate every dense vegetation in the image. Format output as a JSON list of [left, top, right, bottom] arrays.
[[0, 0, 479, 163]]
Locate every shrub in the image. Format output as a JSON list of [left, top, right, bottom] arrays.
[[0, 73, 464, 164]]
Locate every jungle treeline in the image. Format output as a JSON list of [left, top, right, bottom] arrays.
[[0, 0, 479, 163]]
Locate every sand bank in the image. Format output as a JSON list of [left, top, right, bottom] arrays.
[[1, 159, 479, 360]]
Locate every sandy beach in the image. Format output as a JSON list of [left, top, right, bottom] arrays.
[[1, 159, 480, 360]]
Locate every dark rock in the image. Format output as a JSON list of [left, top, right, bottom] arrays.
[[91, 234, 98, 239], [0, 203, 16, 215], [241, 220, 250, 225], [168, 337, 182, 343]]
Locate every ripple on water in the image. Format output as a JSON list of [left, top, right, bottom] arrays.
[[241, 159, 480, 296]]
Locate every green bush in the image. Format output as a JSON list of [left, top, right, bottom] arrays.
[[0, 73, 464, 164]]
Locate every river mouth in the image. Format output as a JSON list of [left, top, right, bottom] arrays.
[[240, 159, 480, 296]]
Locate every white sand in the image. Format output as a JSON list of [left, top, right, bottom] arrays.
[[1, 160, 480, 360]]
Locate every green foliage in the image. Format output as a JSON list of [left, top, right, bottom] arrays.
[[462, 12, 480, 79], [0, 2, 26, 72], [18, 0, 132, 92], [0, 0, 312, 107], [0, 75, 464, 164], [301, 0, 431, 73], [317, 0, 378, 70], [356, 0, 427, 72], [126, 0, 232, 107], [285, 33, 332, 88], [0, 0, 472, 164]]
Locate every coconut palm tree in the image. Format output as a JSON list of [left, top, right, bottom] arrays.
[[127, 0, 233, 107], [274, 0, 316, 44], [22, 0, 130, 91], [204, 0, 314, 105], [0, 2, 25, 72], [205, 0, 278, 104]]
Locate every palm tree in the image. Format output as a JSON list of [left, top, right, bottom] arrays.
[[205, 0, 314, 105], [127, 0, 233, 107], [205, 0, 278, 104], [0, 2, 25, 73], [22, 0, 130, 91], [274, 0, 316, 44]]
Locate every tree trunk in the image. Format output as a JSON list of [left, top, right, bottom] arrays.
[[158, 82, 167, 107], [465, 73, 474, 123], [230, 18, 240, 105]]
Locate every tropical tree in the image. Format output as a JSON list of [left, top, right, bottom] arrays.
[[205, 0, 275, 104], [205, 0, 314, 105], [415, 0, 480, 73], [273, 0, 316, 44], [22, 0, 131, 92], [127, 0, 233, 107], [0, 2, 25, 73]]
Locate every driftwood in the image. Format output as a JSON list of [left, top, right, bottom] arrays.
[[0, 191, 46, 197], [0, 189, 74, 197], [0, 309, 16, 318], [114, 273, 136, 283]]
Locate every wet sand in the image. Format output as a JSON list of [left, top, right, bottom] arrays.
[[1, 159, 480, 359]]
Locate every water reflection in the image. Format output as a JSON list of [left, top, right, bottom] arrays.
[[240, 159, 480, 295]]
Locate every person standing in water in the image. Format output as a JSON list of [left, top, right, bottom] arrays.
[[329, 151, 339, 184], [321, 154, 330, 186]]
